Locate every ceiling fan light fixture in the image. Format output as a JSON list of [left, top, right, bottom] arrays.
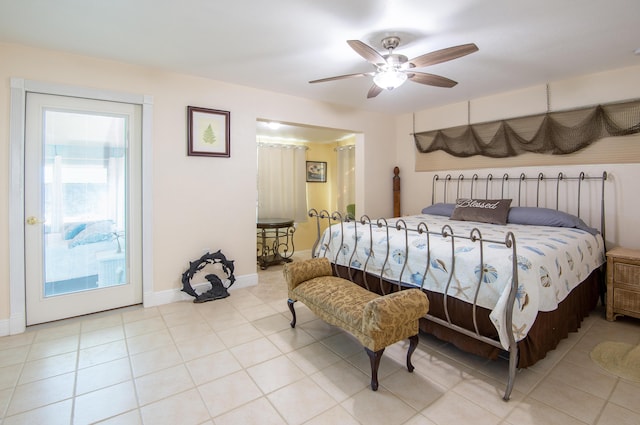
[[373, 69, 407, 90], [310, 38, 478, 98]]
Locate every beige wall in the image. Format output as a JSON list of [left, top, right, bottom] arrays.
[[0, 42, 395, 330], [254, 140, 337, 253], [283, 139, 358, 253], [295, 142, 336, 252], [395, 65, 640, 250], [4, 39, 636, 330]]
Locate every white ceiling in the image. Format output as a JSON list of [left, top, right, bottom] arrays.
[[2, 0, 639, 142], [256, 120, 355, 144]]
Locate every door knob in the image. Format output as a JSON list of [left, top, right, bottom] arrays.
[[26, 216, 45, 225]]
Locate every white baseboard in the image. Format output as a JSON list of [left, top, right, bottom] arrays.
[[0, 314, 26, 337], [1, 273, 260, 335], [10, 314, 26, 335], [297, 249, 312, 258], [146, 273, 258, 307], [0, 318, 9, 337]]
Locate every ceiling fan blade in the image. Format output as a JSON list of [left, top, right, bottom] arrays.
[[309, 72, 373, 84], [408, 72, 458, 88], [367, 84, 383, 98], [347, 40, 386, 64], [408, 43, 479, 68]]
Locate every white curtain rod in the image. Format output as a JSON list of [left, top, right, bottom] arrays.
[[334, 145, 356, 152], [257, 141, 308, 150]]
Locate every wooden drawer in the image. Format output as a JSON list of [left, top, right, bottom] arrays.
[[612, 262, 640, 287], [612, 288, 640, 315], [606, 247, 640, 321]]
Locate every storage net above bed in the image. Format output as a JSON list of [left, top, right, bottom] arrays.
[[414, 99, 640, 158]]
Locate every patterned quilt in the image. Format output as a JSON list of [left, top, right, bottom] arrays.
[[315, 214, 606, 349]]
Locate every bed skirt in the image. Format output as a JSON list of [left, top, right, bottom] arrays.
[[332, 264, 601, 368]]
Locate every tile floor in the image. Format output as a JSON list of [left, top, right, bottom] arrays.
[[1, 253, 640, 425]]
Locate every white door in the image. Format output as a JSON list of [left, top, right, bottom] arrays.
[[24, 93, 142, 325]]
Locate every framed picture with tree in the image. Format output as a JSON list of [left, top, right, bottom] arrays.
[[187, 106, 230, 157]]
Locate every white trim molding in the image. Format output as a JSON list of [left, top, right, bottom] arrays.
[[8, 78, 154, 334], [145, 274, 259, 307]]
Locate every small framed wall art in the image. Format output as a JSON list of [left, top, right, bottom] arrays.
[[187, 106, 230, 157], [306, 161, 327, 183]]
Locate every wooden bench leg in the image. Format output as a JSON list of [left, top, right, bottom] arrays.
[[287, 299, 297, 328], [407, 334, 419, 372], [364, 347, 385, 391]]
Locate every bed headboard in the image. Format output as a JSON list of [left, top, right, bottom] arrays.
[[431, 171, 608, 238]]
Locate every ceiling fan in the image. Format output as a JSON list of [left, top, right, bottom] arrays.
[[309, 36, 478, 98]]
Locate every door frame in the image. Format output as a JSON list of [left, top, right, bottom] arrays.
[[9, 78, 155, 334]]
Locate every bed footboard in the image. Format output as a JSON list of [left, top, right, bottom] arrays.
[[308, 208, 519, 400], [307, 169, 607, 401]]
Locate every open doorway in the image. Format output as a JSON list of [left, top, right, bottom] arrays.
[[256, 120, 356, 253]]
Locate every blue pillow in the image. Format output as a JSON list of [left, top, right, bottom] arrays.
[[421, 203, 456, 216], [64, 223, 86, 240], [507, 207, 599, 235]]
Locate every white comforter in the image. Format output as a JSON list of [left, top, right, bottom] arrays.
[[315, 214, 606, 349]]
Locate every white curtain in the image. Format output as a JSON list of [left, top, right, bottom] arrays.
[[336, 145, 355, 215], [257, 143, 308, 222]]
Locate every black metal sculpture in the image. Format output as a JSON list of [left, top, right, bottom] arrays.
[[181, 250, 236, 303]]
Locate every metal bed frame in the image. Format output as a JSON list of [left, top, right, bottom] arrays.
[[309, 170, 607, 401], [432, 171, 607, 239]]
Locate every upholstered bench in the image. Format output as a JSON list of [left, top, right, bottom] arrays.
[[284, 257, 429, 390]]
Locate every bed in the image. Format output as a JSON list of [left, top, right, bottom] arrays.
[[309, 170, 608, 400], [45, 220, 124, 292]]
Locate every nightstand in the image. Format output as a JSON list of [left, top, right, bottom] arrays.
[[606, 247, 640, 321]]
